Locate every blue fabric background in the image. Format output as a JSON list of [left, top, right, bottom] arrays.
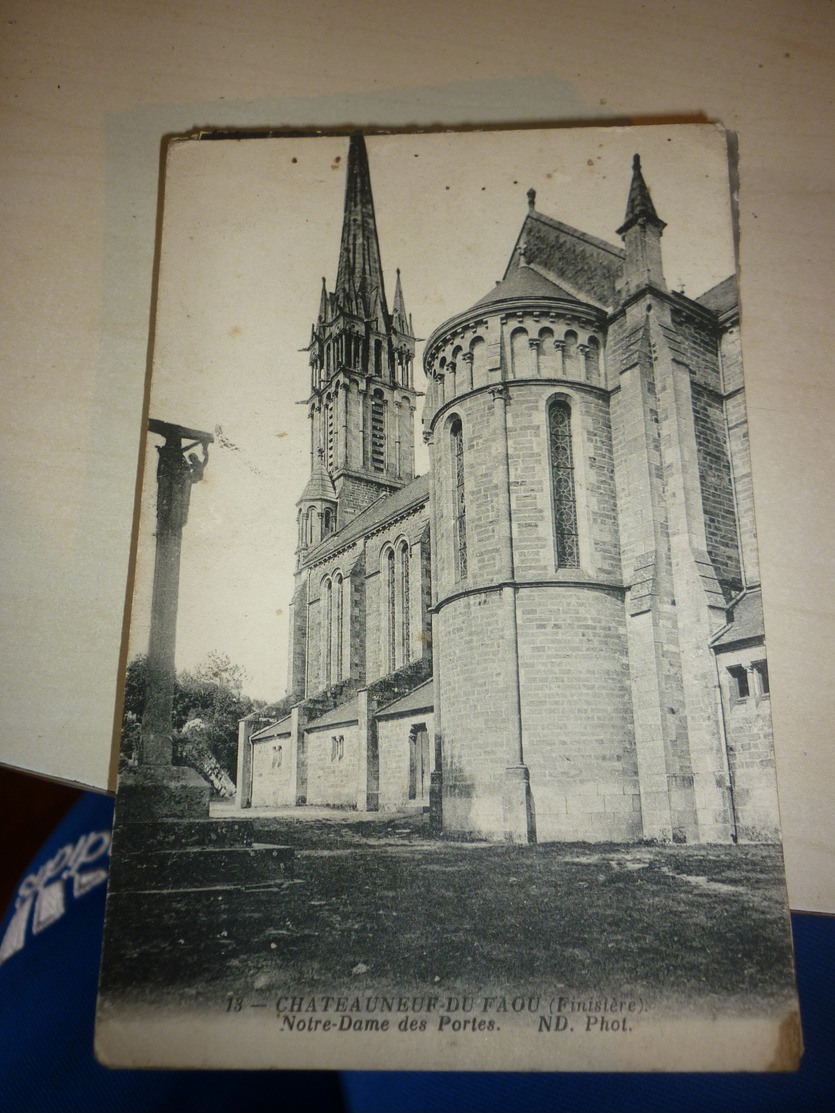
[[1, 792, 831, 1112]]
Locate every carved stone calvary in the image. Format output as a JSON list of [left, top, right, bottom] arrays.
[[141, 419, 213, 767], [120, 419, 214, 824]]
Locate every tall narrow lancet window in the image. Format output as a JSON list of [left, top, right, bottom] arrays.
[[563, 331, 579, 377], [325, 398, 336, 473], [398, 540, 411, 667], [451, 418, 467, 580], [371, 390, 386, 472], [469, 337, 486, 389], [538, 328, 557, 376], [585, 336, 601, 385], [321, 578, 332, 686], [549, 400, 580, 568], [510, 328, 529, 378], [386, 547, 397, 673], [332, 573, 343, 685]]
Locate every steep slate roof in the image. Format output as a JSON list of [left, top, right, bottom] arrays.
[[334, 134, 389, 328], [470, 262, 581, 312], [508, 209, 624, 310], [303, 472, 429, 567], [306, 695, 360, 730], [298, 455, 337, 504], [711, 588, 766, 650], [376, 679, 434, 719], [250, 715, 292, 742], [696, 274, 738, 317]]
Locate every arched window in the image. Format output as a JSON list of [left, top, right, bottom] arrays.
[[510, 327, 529, 378], [563, 330, 579, 378], [332, 573, 343, 685], [538, 327, 557, 376], [324, 397, 336, 473], [386, 547, 397, 673], [451, 418, 467, 580], [585, 336, 601, 385], [549, 400, 579, 568], [470, 337, 486, 389], [321, 577, 332, 685], [398, 540, 411, 666], [322, 507, 333, 537]]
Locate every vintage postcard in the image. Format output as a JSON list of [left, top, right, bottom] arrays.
[[96, 125, 800, 1071]]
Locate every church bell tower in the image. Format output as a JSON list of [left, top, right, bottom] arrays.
[[300, 134, 418, 536]]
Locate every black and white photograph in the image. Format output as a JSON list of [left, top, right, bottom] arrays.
[[95, 125, 799, 1072]]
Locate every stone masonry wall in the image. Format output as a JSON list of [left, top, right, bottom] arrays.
[[362, 505, 431, 684], [716, 646, 780, 841], [516, 584, 641, 841], [251, 735, 295, 808], [377, 712, 434, 810], [437, 590, 515, 838], [690, 381, 742, 599], [304, 722, 359, 807], [721, 323, 760, 585]]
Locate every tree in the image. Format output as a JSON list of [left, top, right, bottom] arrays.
[[120, 652, 257, 783]]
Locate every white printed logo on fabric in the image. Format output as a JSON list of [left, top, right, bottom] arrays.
[[0, 830, 111, 964]]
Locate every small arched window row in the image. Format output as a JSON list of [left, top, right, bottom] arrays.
[[502, 325, 602, 384]]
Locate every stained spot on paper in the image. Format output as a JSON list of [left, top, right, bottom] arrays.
[[213, 425, 265, 477], [767, 1010, 803, 1071]]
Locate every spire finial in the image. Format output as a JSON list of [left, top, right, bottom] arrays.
[[392, 266, 411, 336], [617, 152, 665, 237], [334, 134, 388, 327], [527, 187, 536, 211]]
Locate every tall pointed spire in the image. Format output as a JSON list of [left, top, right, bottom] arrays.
[[335, 135, 388, 326], [617, 154, 666, 236], [617, 153, 667, 297], [317, 275, 328, 325], [391, 267, 409, 335], [300, 133, 418, 527]]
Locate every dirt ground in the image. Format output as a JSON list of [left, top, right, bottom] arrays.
[[99, 811, 797, 1013]]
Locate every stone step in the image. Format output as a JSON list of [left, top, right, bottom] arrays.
[[109, 844, 295, 892], [116, 766, 211, 822], [114, 818, 259, 854]]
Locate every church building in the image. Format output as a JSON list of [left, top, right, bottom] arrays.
[[236, 134, 779, 845]]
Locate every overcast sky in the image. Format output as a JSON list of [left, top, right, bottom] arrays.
[[128, 125, 736, 700]]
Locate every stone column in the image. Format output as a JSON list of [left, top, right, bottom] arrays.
[[554, 338, 566, 377], [140, 421, 212, 766], [528, 337, 541, 377], [460, 350, 474, 392], [121, 419, 214, 823], [425, 428, 444, 836]]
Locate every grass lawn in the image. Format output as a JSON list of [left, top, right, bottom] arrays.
[[100, 812, 796, 1014]]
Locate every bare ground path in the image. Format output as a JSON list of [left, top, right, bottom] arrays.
[[100, 809, 796, 1014]]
